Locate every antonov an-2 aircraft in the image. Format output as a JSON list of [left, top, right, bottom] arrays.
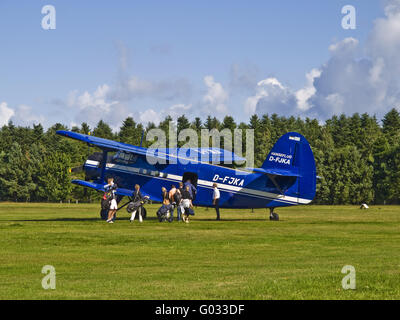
[[56, 130, 317, 220]]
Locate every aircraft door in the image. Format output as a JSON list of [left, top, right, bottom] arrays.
[[182, 172, 198, 201]]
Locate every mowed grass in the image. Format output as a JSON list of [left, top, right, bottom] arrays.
[[0, 203, 399, 300]]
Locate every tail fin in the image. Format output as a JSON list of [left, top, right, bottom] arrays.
[[262, 132, 316, 201]]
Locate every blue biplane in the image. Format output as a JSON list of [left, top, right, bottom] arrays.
[[56, 130, 317, 220]]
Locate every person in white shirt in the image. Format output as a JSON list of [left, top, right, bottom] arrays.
[[212, 183, 221, 221], [105, 177, 118, 223]]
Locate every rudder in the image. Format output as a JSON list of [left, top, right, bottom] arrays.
[[262, 132, 316, 202]]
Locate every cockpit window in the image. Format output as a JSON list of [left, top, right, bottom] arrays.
[[113, 151, 138, 165]]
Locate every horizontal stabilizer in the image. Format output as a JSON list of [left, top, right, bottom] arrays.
[[249, 167, 301, 177]]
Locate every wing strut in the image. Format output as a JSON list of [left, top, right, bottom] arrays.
[[267, 174, 284, 195], [100, 150, 108, 183]]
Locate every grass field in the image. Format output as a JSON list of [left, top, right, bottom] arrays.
[[0, 203, 399, 300]]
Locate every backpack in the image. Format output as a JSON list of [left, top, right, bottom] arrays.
[[174, 190, 182, 204], [101, 198, 110, 210], [101, 193, 111, 210]]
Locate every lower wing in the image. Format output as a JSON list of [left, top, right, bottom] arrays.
[[71, 179, 150, 198]]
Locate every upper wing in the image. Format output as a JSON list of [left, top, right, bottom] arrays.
[[57, 130, 246, 164], [56, 130, 150, 156]]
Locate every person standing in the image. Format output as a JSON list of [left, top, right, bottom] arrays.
[[130, 184, 144, 223], [212, 183, 221, 221], [105, 177, 118, 223], [181, 185, 192, 223], [161, 187, 169, 204], [184, 179, 197, 200], [177, 182, 185, 221], [169, 185, 177, 220]]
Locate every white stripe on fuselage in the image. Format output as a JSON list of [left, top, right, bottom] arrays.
[[84, 160, 312, 205]]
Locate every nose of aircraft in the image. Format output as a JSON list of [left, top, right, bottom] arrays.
[[70, 165, 83, 173]]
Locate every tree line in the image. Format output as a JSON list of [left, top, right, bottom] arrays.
[[1, 109, 400, 205]]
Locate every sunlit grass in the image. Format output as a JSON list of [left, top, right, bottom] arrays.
[[0, 203, 399, 299]]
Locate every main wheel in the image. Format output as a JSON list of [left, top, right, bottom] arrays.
[[269, 212, 279, 221]]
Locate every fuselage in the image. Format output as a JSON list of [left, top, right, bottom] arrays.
[[84, 151, 312, 209]]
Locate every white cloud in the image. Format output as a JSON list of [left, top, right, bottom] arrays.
[[66, 84, 132, 129], [139, 109, 161, 125], [0, 102, 14, 126], [304, 1, 400, 119], [328, 37, 359, 56], [0, 102, 45, 127], [244, 0, 400, 120], [111, 75, 192, 102], [138, 103, 193, 125], [202, 76, 228, 114], [11, 104, 45, 126], [168, 103, 192, 119], [296, 69, 321, 111], [245, 78, 298, 116], [68, 84, 118, 112]]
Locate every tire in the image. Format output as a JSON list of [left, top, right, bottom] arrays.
[[270, 212, 279, 221]]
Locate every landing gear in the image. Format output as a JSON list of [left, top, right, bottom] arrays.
[[269, 208, 279, 221]]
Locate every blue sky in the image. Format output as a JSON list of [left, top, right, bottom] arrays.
[[1, 0, 398, 129]]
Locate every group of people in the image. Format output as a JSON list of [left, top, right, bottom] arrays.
[[102, 177, 221, 224], [160, 179, 197, 223], [103, 177, 147, 224]]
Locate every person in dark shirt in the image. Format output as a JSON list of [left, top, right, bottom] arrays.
[[132, 184, 144, 202], [105, 177, 118, 223], [184, 179, 197, 200], [130, 184, 145, 222]]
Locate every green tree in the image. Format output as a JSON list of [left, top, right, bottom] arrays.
[[38, 152, 72, 202], [93, 120, 114, 139], [119, 117, 143, 146], [0, 142, 36, 201]]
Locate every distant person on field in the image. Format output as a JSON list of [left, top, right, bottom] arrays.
[[213, 183, 221, 221]]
